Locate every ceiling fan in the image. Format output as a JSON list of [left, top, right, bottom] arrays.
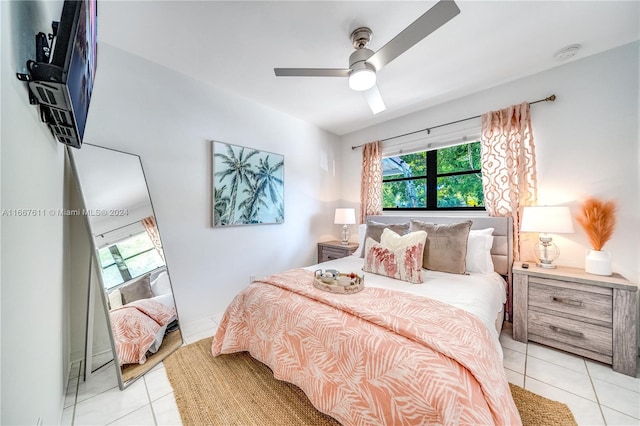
[[274, 0, 460, 114]]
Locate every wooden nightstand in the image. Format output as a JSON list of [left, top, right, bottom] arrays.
[[317, 241, 359, 263], [512, 263, 638, 376]]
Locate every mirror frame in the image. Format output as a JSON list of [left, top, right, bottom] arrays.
[[68, 144, 182, 390], [83, 255, 116, 381]]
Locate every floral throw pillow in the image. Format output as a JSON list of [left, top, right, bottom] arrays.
[[363, 234, 425, 284]]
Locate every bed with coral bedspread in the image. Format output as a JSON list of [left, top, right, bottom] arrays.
[[110, 298, 176, 365], [212, 215, 520, 425]]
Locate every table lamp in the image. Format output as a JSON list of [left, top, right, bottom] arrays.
[[521, 206, 574, 268], [334, 208, 356, 245]]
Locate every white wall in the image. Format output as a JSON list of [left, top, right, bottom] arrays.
[[340, 42, 639, 284], [81, 43, 342, 326], [1, 1, 69, 424]]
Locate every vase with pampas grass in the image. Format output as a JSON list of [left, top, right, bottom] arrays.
[[575, 197, 616, 276]]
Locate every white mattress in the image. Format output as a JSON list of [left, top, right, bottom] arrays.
[[304, 254, 507, 353]]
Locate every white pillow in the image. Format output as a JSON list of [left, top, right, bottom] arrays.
[[466, 228, 495, 273], [151, 272, 172, 297], [150, 293, 175, 309], [380, 228, 428, 252], [469, 228, 493, 237], [108, 289, 123, 310], [351, 223, 368, 257]]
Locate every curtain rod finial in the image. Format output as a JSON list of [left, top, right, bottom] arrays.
[[547, 94, 556, 102]]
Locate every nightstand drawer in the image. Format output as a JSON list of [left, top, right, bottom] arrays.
[[528, 310, 613, 357], [321, 247, 348, 262], [317, 241, 358, 264], [529, 279, 612, 325]]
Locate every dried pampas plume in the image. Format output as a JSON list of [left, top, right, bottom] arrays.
[[575, 198, 616, 251]]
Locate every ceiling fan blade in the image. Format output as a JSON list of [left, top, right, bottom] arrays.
[[367, 0, 460, 71], [274, 68, 349, 77], [363, 85, 386, 114]]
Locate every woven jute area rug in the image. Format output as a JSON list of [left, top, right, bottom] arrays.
[[164, 337, 577, 426]]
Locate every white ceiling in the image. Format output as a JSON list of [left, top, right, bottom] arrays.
[[97, 1, 639, 136]]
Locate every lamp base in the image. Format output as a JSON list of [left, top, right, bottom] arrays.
[[341, 225, 350, 245], [533, 237, 560, 270]]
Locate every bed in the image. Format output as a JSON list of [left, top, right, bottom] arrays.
[[108, 270, 178, 365], [212, 215, 520, 425]]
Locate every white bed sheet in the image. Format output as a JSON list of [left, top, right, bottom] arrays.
[[304, 254, 507, 353], [146, 293, 177, 354]]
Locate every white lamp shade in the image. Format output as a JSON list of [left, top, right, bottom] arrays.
[[521, 206, 574, 234], [334, 208, 356, 225]]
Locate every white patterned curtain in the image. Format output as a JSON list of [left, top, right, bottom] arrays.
[[141, 216, 165, 261], [360, 141, 383, 224], [480, 102, 538, 261]]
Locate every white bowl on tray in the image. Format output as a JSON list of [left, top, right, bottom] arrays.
[[336, 276, 352, 286]]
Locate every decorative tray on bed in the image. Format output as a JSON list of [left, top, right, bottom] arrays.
[[313, 270, 364, 294]]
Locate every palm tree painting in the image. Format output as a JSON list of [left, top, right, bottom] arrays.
[[213, 141, 284, 226]]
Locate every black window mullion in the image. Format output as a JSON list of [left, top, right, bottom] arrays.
[[437, 169, 481, 178], [383, 176, 419, 184], [426, 151, 437, 209], [108, 245, 132, 281], [121, 247, 156, 264]]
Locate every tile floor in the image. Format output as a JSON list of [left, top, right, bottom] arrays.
[[63, 319, 640, 425]]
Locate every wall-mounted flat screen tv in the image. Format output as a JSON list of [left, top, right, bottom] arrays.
[[27, 0, 97, 149]]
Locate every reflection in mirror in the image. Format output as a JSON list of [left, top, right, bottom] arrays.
[[70, 144, 182, 389]]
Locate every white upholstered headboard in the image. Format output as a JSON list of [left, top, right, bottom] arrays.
[[365, 215, 513, 282]]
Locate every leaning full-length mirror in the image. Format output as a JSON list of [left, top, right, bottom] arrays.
[[70, 144, 182, 389]]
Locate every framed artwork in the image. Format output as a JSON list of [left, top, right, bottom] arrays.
[[212, 141, 284, 226]]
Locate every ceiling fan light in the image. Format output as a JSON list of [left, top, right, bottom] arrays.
[[349, 68, 376, 91]]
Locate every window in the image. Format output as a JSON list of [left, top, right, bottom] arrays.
[[98, 231, 165, 289], [382, 141, 484, 210]]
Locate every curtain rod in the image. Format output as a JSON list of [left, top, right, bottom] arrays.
[[351, 94, 556, 150], [96, 218, 144, 238]]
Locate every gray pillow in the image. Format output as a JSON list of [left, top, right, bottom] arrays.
[[119, 274, 153, 304], [361, 220, 410, 257], [409, 220, 472, 274]]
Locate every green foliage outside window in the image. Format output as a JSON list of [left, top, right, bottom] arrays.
[[382, 178, 427, 208], [382, 142, 484, 210], [98, 232, 165, 289], [437, 142, 481, 173]]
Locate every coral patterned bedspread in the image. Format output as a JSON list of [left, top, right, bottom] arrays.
[[110, 299, 176, 365], [212, 268, 521, 425]]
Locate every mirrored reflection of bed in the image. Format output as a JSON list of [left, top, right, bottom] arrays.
[[69, 144, 182, 389], [213, 214, 520, 425], [108, 268, 181, 382]]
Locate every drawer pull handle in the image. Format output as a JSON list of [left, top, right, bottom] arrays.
[[328, 256, 338, 260], [551, 296, 583, 307], [549, 325, 584, 338]]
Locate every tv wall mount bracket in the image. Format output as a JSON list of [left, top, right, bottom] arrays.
[[16, 21, 59, 105]]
